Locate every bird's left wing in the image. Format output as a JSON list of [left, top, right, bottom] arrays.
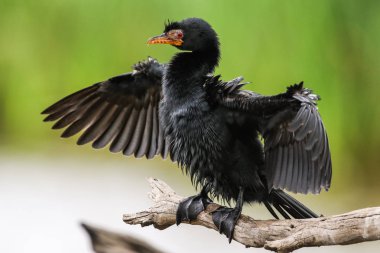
[[261, 85, 332, 194], [211, 77, 332, 194], [42, 57, 169, 159]]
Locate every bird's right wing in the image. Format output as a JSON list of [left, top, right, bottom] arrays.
[[42, 57, 169, 159]]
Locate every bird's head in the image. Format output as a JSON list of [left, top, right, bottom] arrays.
[[147, 18, 219, 52]]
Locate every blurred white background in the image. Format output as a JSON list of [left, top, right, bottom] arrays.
[[1, 148, 379, 253]]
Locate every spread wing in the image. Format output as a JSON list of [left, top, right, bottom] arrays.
[[42, 57, 169, 159], [212, 78, 332, 194], [263, 87, 331, 194]]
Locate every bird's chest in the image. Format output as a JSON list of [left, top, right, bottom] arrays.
[[159, 101, 224, 168]]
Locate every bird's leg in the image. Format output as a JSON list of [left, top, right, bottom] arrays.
[[212, 187, 244, 243], [176, 186, 213, 225]]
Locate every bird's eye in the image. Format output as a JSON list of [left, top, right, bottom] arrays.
[[168, 30, 183, 40], [176, 30, 183, 39]]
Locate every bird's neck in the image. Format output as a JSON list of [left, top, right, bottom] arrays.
[[163, 47, 220, 102]]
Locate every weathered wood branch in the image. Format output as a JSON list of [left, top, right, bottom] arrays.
[[123, 178, 380, 252]]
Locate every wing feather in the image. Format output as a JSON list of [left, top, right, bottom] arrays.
[[136, 102, 153, 158], [51, 94, 101, 129], [77, 103, 119, 145], [271, 147, 281, 187], [285, 145, 294, 188], [42, 57, 169, 160], [147, 104, 158, 159], [110, 107, 139, 153], [42, 85, 98, 115], [278, 147, 288, 189], [123, 107, 147, 156], [92, 106, 128, 149], [61, 99, 108, 138], [290, 143, 299, 191]]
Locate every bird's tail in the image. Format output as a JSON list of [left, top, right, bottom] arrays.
[[264, 189, 319, 219]]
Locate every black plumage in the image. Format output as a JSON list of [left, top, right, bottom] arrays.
[[42, 18, 332, 242]]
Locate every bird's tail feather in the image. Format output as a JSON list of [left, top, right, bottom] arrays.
[[265, 189, 319, 219]]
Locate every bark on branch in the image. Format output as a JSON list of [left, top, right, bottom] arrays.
[[123, 178, 380, 252]]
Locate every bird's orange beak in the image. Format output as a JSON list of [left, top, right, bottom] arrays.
[[147, 33, 183, 46]]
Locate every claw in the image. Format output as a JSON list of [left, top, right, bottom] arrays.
[[212, 207, 242, 243], [176, 192, 212, 225], [211, 187, 244, 243]]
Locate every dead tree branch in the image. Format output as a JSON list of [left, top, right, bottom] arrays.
[[122, 178, 380, 252]]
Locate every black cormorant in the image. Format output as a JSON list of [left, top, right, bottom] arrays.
[[42, 18, 332, 242]]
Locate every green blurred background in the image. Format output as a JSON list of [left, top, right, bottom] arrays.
[[1, 0, 380, 252]]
